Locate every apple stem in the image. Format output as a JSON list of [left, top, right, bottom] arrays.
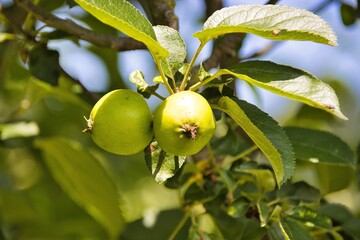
[[82, 116, 93, 134], [180, 123, 198, 140]]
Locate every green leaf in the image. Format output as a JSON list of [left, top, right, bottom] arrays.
[[194, 4, 337, 46], [316, 164, 354, 194], [65, 0, 77, 8], [285, 127, 356, 167], [215, 96, 295, 186], [342, 218, 360, 239], [144, 141, 186, 184], [74, 0, 167, 58], [340, 3, 357, 26], [29, 46, 61, 86], [153, 25, 186, 78], [35, 137, 124, 239], [121, 210, 190, 240], [208, 210, 266, 240], [25, 78, 91, 110], [239, 169, 276, 193], [269, 220, 314, 240], [0, 33, 16, 42], [129, 70, 159, 98], [288, 206, 332, 229], [257, 199, 271, 227], [0, 121, 39, 140], [277, 181, 321, 204], [318, 203, 353, 224], [214, 61, 347, 120]]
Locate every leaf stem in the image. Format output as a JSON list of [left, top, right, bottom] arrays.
[[152, 91, 166, 101], [179, 42, 206, 91], [189, 71, 222, 91], [311, 226, 342, 236], [168, 212, 190, 240], [16, 0, 147, 51], [220, 145, 259, 168], [154, 57, 174, 95]]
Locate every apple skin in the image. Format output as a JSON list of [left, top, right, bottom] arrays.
[[86, 89, 153, 155], [153, 91, 216, 156]]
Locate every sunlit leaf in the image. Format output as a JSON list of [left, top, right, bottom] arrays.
[[129, 70, 159, 98], [215, 97, 295, 186], [285, 127, 355, 167], [25, 78, 91, 110], [35, 137, 124, 238], [213, 61, 347, 120], [0, 33, 16, 42], [194, 4, 337, 46], [154, 25, 186, 78], [74, 0, 167, 58], [144, 141, 186, 184], [0, 121, 39, 140]]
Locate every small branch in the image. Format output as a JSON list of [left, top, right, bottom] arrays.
[[60, 68, 100, 103], [240, 42, 277, 61], [204, 0, 223, 18], [266, 0, 280, 4], [189, 71, 221, 91], [206, 33, 245, 70], [168, 213, 190, 240], [15, 0, 146, 51], [152, 91, 166, 101], [141, 0, 179, 30], [313, 0, 335, 13], [220, 145, 259, 168]]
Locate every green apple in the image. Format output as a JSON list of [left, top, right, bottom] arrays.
[[84, 89, 153, 155], [153, 91, 215, 156]]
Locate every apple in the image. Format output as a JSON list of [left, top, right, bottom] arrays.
[[84, 89, 153, 155], [153, 91, 215, 156]]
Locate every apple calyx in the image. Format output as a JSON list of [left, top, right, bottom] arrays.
[[180, 122, 198, 140]]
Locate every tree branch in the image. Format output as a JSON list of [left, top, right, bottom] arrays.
[[15, 0, 146, 51], [204, 0, 223, 19], [200, 0, 246, 71], [266, 0, 280, 5], [203, 33, 245, 71], [145, 0, 179, 30]]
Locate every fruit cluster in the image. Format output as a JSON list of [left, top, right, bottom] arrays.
[[84, 89, 215, 156]]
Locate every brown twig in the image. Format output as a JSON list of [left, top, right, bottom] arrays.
[[204, 0, 223, 19], [200, 0, 246, 71], [140, 0, 179, 30], [240, 42, 277, 61], [203, 33, 245, 71], [266, 0, 280, 5], [60, 69, 100, 103], [15, 0, 146, 51]]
